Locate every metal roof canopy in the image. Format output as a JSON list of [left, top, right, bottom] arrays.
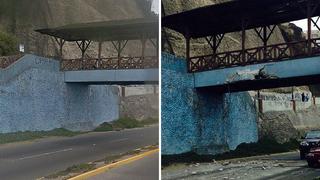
[[163, 0, 320, 38], [36, 18, 158, 42]]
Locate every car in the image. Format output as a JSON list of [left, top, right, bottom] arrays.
[[299, 130, 320, 159], [306, 147, 320, 167]]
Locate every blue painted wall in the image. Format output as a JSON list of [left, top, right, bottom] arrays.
[[161, 53, 258, 155], [0, 55, 119, 133]]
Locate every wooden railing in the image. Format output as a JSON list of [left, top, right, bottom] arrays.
[[0, 54, 23, 69], [188, 38, 320, 72], [60, 56, 158, 71]]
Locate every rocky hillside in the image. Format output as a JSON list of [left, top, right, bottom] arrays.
[[0, 0, 156, 58], [162, 0, 285, 57], [162, 0, 320, 144]]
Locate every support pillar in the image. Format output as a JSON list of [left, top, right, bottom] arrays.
[[121, 86, 126, 97], [291, 87, 296, 112], [153, 85, 157, 94], [257, 90, 263, 113], [98, 42, 102, 68]]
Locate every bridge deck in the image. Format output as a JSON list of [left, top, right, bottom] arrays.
[[195, 56, 320, 92], [64, 68, 159, 85]]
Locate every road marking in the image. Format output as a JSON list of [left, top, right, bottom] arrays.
[[17, 148, 73, 161], [69, 148, 159, 180]]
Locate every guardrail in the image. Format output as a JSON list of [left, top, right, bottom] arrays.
[[60, 56, 158, 71], [0, 54, 23, 69], [188, 38, 320, 72]]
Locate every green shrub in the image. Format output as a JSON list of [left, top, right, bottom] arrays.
[[140, 117, 158, 125], [0, 31, 18, 56], [94, 122, 113, 132], [112, 117, 143, 129], [0, 128, 82, 144]]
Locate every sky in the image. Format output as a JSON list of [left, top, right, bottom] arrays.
[[292, 18, 318, 31], [151, 0, 159, 14]]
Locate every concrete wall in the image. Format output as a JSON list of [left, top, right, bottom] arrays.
[[120, 93, 159, 120], [161, 53, 258, 155], [0, 55, 119, 133], [121, 85, 158, 97], [249, 91, 320, 113]]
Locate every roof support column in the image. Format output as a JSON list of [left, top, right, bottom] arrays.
[[307, 0, 312, 55], [141, 37, 146, 59], [255, 25, 276, 60], [76, 40, 91, 69], [112, 40, 128, 69], [98, 41, 102, 68], [149, 38, 158, 57], [186, 36, 191, 73], [53, 37, 65, 70], [241, 18, 247, 65], [205, 34, 224, 67]]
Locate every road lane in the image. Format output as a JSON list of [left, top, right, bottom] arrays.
[[0, 125, 158, 180], [89, 151, 159, 180]]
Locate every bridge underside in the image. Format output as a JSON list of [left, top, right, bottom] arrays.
[[195, 56, 320, 93], [64, 69, 158, 85]]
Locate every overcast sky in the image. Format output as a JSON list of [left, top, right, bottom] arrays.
[[152, 0, 159, 14], [292, 18, 318, 31]]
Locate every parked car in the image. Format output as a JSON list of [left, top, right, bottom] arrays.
[[299, 130, 320, 159], [306, 147, 320, 167]]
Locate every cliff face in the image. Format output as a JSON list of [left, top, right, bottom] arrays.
[[0, 0, 156, 58], [162, 0, 285, 57]]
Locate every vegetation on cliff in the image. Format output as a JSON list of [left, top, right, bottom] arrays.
[[0, 30, 17, 56]]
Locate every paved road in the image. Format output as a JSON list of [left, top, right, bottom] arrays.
[[0, 125, 158, 180], [89, 151, 159, 180], [162, 151, 320, 180]]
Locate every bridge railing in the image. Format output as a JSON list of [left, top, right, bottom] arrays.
[[189, 38, 320, 72], [60, 56, 158, 71], [0, 54, 23, 69]]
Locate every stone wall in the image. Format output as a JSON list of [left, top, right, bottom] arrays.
[[0, 55, 119, 133], [161, 53, 258, 155], [120, 93, 158, 120]]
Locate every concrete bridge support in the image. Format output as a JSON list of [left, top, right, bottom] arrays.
[[161, 53, 258, 155], [0, 55, 119, 133]]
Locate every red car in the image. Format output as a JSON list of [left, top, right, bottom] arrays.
[[306, 147, 320, 167]]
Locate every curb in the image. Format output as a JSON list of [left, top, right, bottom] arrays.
[[69, 148, 159, 180]]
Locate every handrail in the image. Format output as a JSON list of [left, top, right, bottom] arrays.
[[60, 56, 158, 71], [189, 38, 320, 72]]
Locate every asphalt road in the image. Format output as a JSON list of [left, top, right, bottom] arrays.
[[0, 125, 158, 180], [89, 151, 159, 180], [162, 151, 320, 180]]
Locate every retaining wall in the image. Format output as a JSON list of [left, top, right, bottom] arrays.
[[0, 55, 119, 133]]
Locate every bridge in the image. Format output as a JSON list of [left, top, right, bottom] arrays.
[[36, 18, 159, 85], [163, 0, 320, 92]]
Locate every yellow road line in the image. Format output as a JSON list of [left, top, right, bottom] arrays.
[[69, 148, 159, 180]]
